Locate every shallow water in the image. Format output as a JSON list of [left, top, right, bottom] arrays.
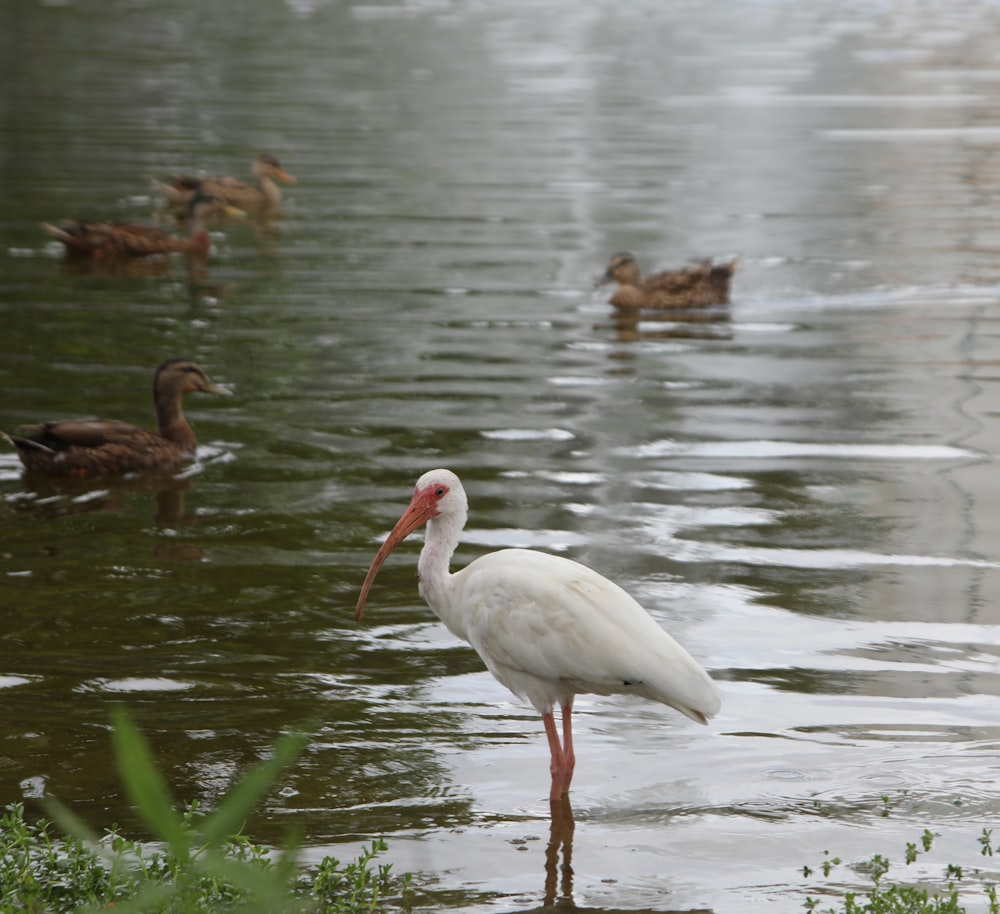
[[3, 1, 1000, 911]]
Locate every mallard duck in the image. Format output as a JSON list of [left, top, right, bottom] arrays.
[[597, 251, 739, 309], [4, 359, 231, 476], [43, 189, 224, 259], [154, 154, 296, 217]]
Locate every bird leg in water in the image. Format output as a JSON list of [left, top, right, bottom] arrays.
[[542, 701, 576, 800]]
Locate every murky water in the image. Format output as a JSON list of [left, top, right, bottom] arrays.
[[3, 1, 1000, 911]]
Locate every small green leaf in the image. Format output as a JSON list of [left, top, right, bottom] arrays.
[[76, 878, 173, 914]]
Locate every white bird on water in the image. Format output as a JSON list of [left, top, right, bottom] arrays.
[[355, 468, 721, 801]]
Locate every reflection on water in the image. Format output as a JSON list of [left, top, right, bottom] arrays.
[[56, 253, 175, 279], [3, 0, 1000, 911], [599, 308, 733, 344], [544, 797, 576, 909]]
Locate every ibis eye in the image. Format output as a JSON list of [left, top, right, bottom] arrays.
[[435, 487, 446, 497]]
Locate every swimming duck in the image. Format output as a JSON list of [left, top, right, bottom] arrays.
[[43, 190, 224, 259], [154, 154, 296, 217], [4, 359, 231, 476], [597, 251, 738, 309]]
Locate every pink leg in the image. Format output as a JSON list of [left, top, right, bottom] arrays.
[[542, 701, 577, 801], [560, 701, 576, 795], [543, 711, 566, 801]]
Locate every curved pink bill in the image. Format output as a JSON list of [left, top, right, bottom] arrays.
[[355, 493, 434, 623]]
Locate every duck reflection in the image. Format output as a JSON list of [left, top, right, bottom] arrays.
[[9, 470, 191, 524], [6, 471, 206, 562], [598, 305, 732, 344], [183, 250, 240, 307], [52, 247, 234, 314], [54, 248, 229, 301], [47, 220, 236, 310], [56, 253, 173, 279]]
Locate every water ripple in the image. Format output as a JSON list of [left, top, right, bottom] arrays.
[[620, 439, 977, 461], [669, 539, 1000, 570]]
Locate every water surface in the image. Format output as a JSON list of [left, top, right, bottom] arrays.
[[2, 1, 1000, 911]]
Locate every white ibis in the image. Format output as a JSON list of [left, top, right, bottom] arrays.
[[355, 468, 721, 801]]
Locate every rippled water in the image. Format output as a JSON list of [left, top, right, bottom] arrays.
[[3, 1, 1000, 911]]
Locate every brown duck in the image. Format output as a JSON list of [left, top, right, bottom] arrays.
[[4, 359, 231, 476], [597, 251, 738, 309], [154, 154, 296, 218], [43, 189, 224, 259]]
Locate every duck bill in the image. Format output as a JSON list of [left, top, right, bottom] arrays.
[[355, 493, 435, 623], [202, 380, 233, 397], [593, 270, 613, 288], [276, 169, 298, 185]]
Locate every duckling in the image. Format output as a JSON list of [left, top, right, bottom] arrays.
[[154, 154, 296, 218], [597, 251, 738, 309], [43, 190, 224, 259], [4, 359, 231, 476]]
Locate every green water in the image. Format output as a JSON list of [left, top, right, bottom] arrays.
[[2, 1, 1000, 911]]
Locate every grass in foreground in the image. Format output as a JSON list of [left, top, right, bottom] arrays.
[[0, 708, 410, 914]]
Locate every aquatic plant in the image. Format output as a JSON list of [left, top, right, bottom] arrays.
[[802, 826, 1000, 914], [0, 708, 410, 913]]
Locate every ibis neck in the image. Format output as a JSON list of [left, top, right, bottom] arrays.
[[417, 511, 466, 636]]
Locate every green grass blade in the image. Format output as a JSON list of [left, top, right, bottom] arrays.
[[40, 794, 103, 847], [199, 725, 312, 848], [110, 706, 188, 857]]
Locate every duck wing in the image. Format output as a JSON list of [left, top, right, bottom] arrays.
[[15, 419, 152, 451], [44, 221, 181, 257], [640, 259, 737, 308]]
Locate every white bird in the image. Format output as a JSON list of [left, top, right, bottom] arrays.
[[355, 468, 721, 802]]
